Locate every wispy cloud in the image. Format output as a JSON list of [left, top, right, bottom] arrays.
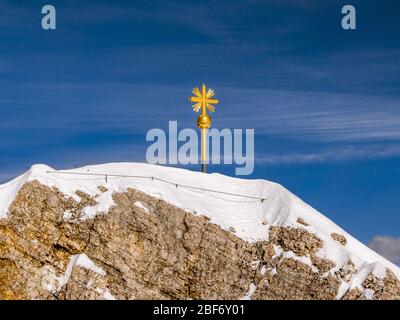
[[2, 78, 399, 136], [256, 144, 400, 164], [1, 82, 399, 164], [219, 87, 400, 143], [1, 0, 399, 173], [369, 236, 400, 266]]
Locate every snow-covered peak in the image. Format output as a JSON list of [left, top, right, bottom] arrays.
[[1, 162, 399, 284]]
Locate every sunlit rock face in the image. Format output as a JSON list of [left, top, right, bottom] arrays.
[[0, 180, 399, 300]]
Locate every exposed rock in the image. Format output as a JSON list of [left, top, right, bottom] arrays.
[[363, 270, 400, 300], [268, 226, 323, 256], [0, 180, 399, 300], [252, 258, 339, 300], [97, 186, 108, 193], [59, 264, 113, 300], [296, 218, 309, 226], [310, 254, 336, 273], [331, 233, 347, 246], [334, 259, 357, 282], [342, 287, 365, 300]]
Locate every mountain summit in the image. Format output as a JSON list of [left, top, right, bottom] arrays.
[[0, 163, 399, 299]]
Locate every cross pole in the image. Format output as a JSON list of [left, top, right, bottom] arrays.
[[189, 84, 219, 173]]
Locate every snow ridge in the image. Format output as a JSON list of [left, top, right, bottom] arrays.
[[1, 162, 399, 284]]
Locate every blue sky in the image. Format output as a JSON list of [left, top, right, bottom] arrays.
[[0, 0, 399, 249]]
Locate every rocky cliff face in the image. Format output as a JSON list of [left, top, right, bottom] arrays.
[[1, 178, 400, 300]]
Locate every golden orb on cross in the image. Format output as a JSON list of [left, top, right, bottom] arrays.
[[197, 114, 211, 129], [189, 84, 219, 173]]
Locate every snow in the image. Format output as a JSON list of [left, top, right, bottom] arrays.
[[94, 287, 117, 300], [281, 250, 319, 273], [260, 265, 267, 275], [63, 210, 73, 220], [58, 254, 80, 289], [41, 265, 62, 293], [75, 254, 106, 276], [0, 171, 29, 219], [45, 253, 116, 299], [270, 267, 277, 276], [240, 283, 257, 300], [40, 255, 80, 294], [336, 260, 388, 299], [272, 245, 283, 259], [41, 253, 108, 294], [1, 162, 400, 283], [250, 260, 260, 270], [364, 289, 374, 300], [134, 201, 149, 213]]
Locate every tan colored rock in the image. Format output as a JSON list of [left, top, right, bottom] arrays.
[[252, 258, 339, 300], [98, 186, 108, 193], [363, 270, 400, 300], [0, 180, 399, 300], [331, 233, 347, 246], [268, 226, 323, 256], [310, 254, 335, 273], [334, 259, 357, 282], [342, 287, 365, 300], [296, 218, 309, 226]]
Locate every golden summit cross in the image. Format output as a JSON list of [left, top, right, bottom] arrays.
[[189, 84, 219, 173]]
